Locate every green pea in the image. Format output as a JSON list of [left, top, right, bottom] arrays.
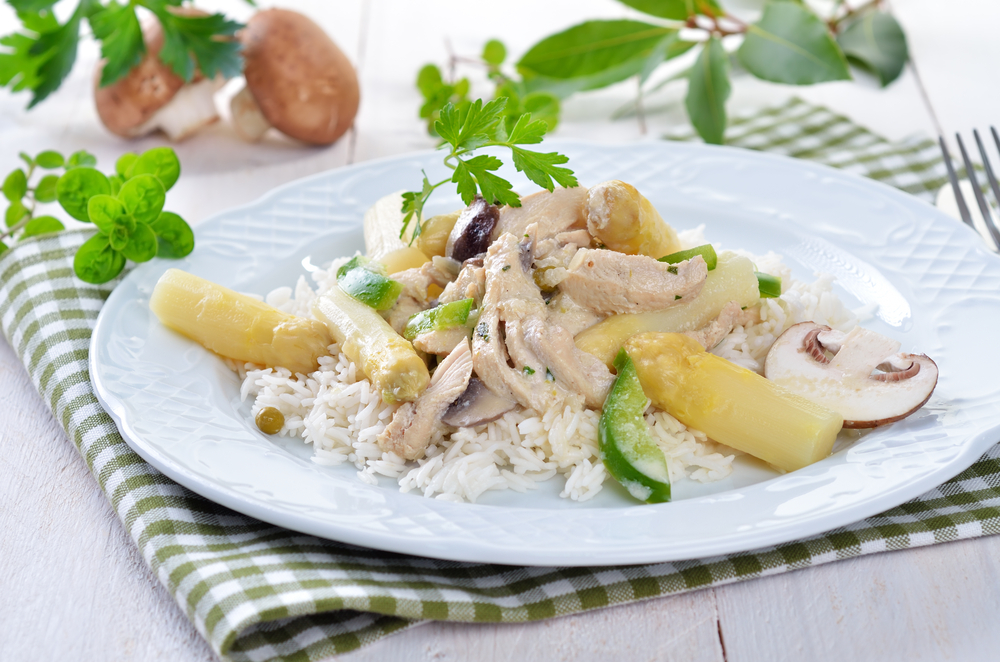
[[255, 407, 285, 435]]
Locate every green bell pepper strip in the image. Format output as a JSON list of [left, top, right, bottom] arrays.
[[598, 349, 672, 504], [337, 256, 403, 311], [755, 272, 782, 298], [658, 244, 718, 271], [403, 298, 475, 340]]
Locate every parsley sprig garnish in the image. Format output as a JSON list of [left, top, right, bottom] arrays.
[[0, 0, 248, 109], [400, 96, 577, 241]]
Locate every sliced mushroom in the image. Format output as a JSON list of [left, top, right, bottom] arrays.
[[94, 10, 223, 141], [446, 196, 500, 263], [764, 322, 939, 429], [441, 377, 518, 428], [232, 9, 359, 145]]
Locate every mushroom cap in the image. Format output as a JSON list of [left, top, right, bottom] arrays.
[[94, 17, 185, 137], [240, 9, 360, 145], [764, 322, 939, 429], [441, 378, 517, 428]]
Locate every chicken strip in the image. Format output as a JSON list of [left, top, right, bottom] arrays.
[[684, 300, 758, 350], [559, 249, 708, 315], [492, 187, 588, 243], [472, 233, 566, 412], [377, 338, 473, 460]]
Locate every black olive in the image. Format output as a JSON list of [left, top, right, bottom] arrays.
[[448, 196, 500, 263]]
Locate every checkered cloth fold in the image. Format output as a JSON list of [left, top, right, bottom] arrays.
[[3, 98, 998, 662]]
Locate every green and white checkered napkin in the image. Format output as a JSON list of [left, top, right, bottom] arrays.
[[3, 98, 999, 662]]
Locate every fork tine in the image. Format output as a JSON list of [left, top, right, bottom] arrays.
[[956, 132, 1000, 248], [939, 136, 974, 228], [973, 129, 1000, 248]]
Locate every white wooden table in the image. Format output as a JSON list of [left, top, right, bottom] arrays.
[[2, 1, 999, 659]]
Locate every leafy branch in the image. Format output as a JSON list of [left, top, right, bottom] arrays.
[[2, 147, 195, 283], [400, 96, 577, 241], [0, 0, 250, 109], [414, 0, 908, 144]]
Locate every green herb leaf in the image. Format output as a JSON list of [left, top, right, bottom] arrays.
[[115, 152, 137, 177], [685, 37, 731, 145], [510, 145, 578, 191], [3, 169, 28, 202], [639, 33, 677, 85], [108, 223, 129, 250], [738, 1, 851, 85], [108, 174, 124, 197], [504, 112, 547, 145], [0, 11, 59, 97], [19, 214, 63, 239], [154, 8, 243, 82], [400, 171, 446, 241], [19, 152, 34, 168], [518, 21, 687, 96], [35, 149, 63, 168], [616, 0, 722, 20], [149, 211, 194, 258], [57, 167, 111, 221], [89, 1, 144, 86], [118, 174, 165, 224], [436, 97, 508, 152], [5, 200, 27, 227], [0, 239, 7, 255], [8, 0, 60, 12], [837, 11, 908, 87], [34, 173, 60, 202], [121, 221, 158, 263], [87, 194, 125, 234], [74, 232, 125, 284], [128, 147, 181, 190], [22, 1, 91, 108], [416, 63, 443, 97], [519, 91, 560, 132], [453, 155, 519, 207], [415, 64, 472, 135], [482, 39, 506, 66], [66, 150, 97, 168]]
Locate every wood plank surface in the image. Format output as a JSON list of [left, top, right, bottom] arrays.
[[1, 1, 998, 661]]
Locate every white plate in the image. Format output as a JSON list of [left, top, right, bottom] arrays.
[[91, 141, 1000, 566]]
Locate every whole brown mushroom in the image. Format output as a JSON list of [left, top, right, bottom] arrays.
[[94, 9, 223, 141], [230, 9, 360, 145]]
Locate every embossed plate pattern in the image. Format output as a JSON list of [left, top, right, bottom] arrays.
[[91, 141, 1000, 566]]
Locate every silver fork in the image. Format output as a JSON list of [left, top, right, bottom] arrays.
[[938, 128, 1000, 251]]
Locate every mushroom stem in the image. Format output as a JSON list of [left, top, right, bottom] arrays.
[[136, 78, 222, 142], [230, 84, 271, 142]]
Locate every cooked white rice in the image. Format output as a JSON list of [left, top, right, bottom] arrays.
[[232, 227, 871, 503]]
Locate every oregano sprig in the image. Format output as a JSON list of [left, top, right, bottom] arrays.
[[400, 97, 578, 241], [1, 146, 195, 284]]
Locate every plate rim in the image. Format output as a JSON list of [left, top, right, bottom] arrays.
[[91, 139, 1000, 566]]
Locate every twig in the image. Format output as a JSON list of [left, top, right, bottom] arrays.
[[0, 215, 31, 243], [635, 77, 647, 135]]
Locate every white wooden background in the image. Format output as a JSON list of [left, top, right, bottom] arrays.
[[2, 0, 999, 660]]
